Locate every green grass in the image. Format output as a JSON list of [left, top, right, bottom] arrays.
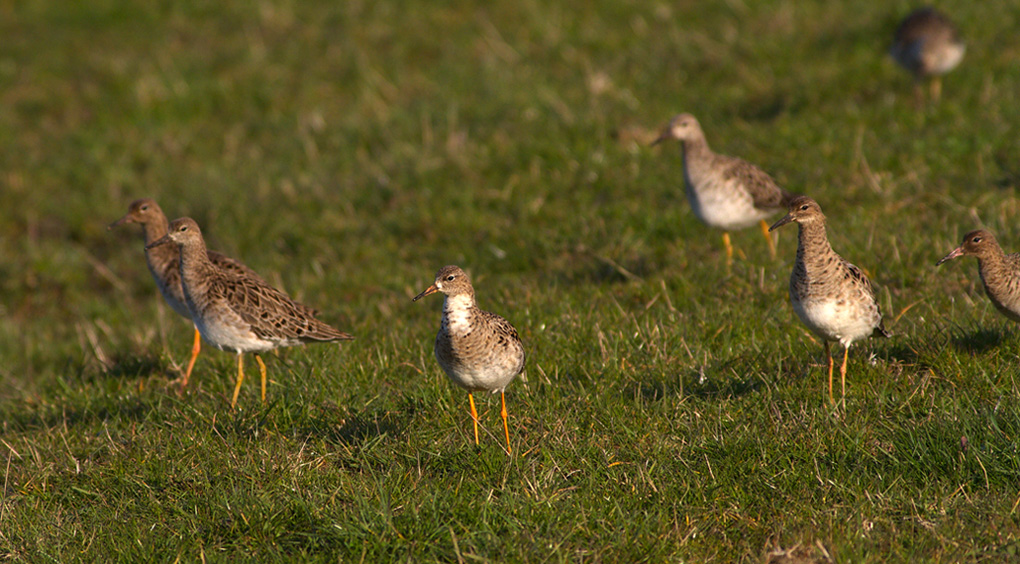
[[2, 0, 1019, 561]]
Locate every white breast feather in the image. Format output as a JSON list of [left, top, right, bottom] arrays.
[[193, 306, 275, 353], [687, 177, 771, 231], [792, 297, 875, 347], [444, 294, 474, 333]]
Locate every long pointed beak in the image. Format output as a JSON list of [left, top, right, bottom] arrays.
[[108, 214, 134, 230], [650, 130, 671, 147], [412, 284, 439, 302], [768, 214, 794, 232], [145, 234, 172, 250], [936, 246, 964, 266]]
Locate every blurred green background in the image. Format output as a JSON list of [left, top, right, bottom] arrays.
[[1, 1, 1018, 561]]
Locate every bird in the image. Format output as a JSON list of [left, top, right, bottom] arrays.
[[936, 230, 1020, 323], [145, 217, 352, 408], [109, 198, 289, 387], [890, 7, 965, 104], [413, 265, 525, 453], [652, 113, 795, 263], [769, 196, 889, 407]]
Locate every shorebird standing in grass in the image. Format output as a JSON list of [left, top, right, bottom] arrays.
[[413, 265, 525, 453], [110, 198, 286, 387], [890, 7, 965, 104], [653, 113, 795, 264], [769, 196, 889, 408], [937, 230, 1020, 323], [146, 217, 352, 408]]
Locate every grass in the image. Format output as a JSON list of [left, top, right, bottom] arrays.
[[1, 0, 1019, 561]]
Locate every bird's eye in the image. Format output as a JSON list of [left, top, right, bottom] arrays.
[[972, 237, 982, 243], [180, 226, 188, 232], [140, 205, 148, 211], [446, 275, 455, 281], [800, 204, 809, 210]]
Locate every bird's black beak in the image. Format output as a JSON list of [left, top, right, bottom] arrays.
[[108, 214, 134, 230], [935, 246, 964, 266], [145, 234, 172, 250], [768, 214, 794, 232]]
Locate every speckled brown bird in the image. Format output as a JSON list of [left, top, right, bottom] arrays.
[[890, 7, 965, 103], [937, 230, 1020, 323], [653, 113, 795, 263], [109, 198, 299, 387], [413, 265, 525, 453], [770, 196, 889, 407], [146, 217, 352, 408]]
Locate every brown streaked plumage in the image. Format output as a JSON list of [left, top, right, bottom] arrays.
[[145, 217, 352, 408], [652, 113, 796, 263], [890, 7, 965, 103], [413, 265, 525, 453], [937, 230, 1020, 323], [769, 196, 889, 408], [109, 198, 289, 386]]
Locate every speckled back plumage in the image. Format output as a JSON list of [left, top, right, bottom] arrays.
[[890, 7, 964, 77], [150, 244, 268, 320], [190, 260, 352, 346], [656, 113, 794, 231], [720, 157, 793, 211], [779, 197, 888, 346], [111, 198, 315, 320], [158, 217, 352, 353]]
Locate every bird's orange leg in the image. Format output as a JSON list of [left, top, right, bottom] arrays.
[[256, 354, 267, 404], [840, 346, 850, 410], [759, 219, 777, 258], [825, 341, 834, 405], [468, 393, 480, 446], [231, 354, 245, 409], [722, 232, 734, 265], [181, 328, 202, 387], [500, 391, 512, 455]]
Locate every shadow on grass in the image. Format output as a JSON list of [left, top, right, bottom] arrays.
[[683, 368, 762, 400], [332, 410, 406, 444], [625, 358, 764, 402], [892, 322, 1017, 364], [67, 350, 174, 386], [872, 339, 926, 375], [950, 327, 1008, 355], [97, 352, 166, 381], [295, 401, 414, 450], [4, 396, 157, 433]]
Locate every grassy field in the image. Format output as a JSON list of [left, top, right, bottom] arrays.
[[2, 0, 1019, 561]]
